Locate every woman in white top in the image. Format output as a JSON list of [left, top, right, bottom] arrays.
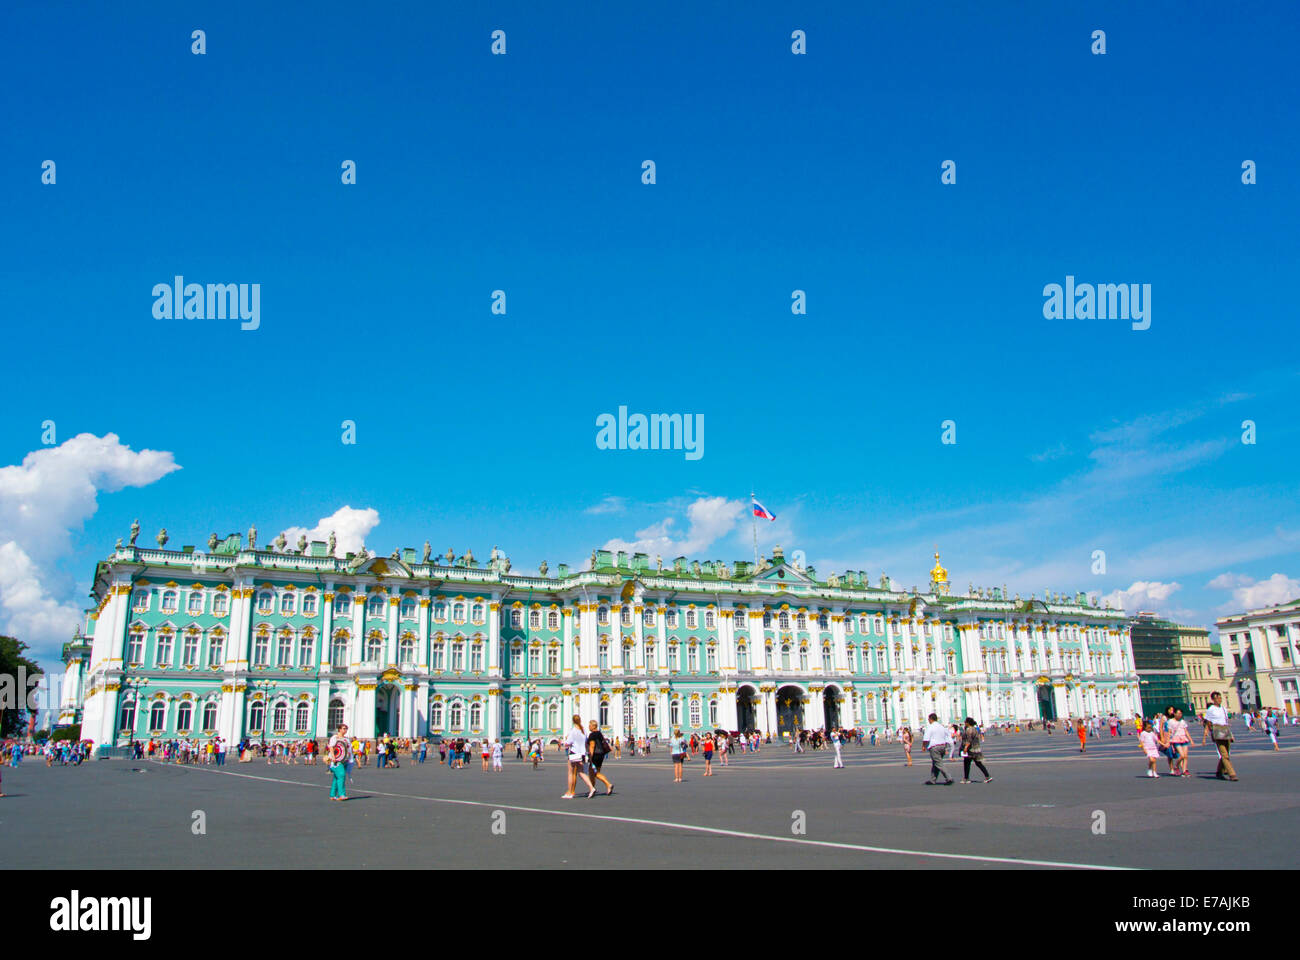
[[562, 715, 595, 799]]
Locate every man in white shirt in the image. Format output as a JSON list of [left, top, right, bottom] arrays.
[[922, 713, 954, 785], [1201, 691, 1238, 781]]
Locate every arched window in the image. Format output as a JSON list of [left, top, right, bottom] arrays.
[[331, 632, 349, 668], [779, 612, 791, 631], [795, 613, 807, 631], [705, 609, 716, 629], [400, 597, 417, 620], [365, 633, 383, 662], [182, 630, 199, 667], [302, 593, 318, 617], [737, 644, 749, 672], [528, 701, 541, 731], [299, 631, 315, 666], [648, 699, 657, 727], [280, 593, 296, 616], [510, 702, 522, 731], [597, 606, 609, 626], [295, 701, 311, 731], [874, 616, 884, 635], [452, 602, 466, 622], [119, 699, 136, 731], [132, 590, 149, 613], [548, 610, 560, 630], [277, 632, 293, 666], [187, 591, 204, 615], [255, 591, 272, 614], [671, 699, 680, 726], [709, 699, 718, 726], [599, 701, 610, 726], [845, 617, 854, 635], [529, 609, 541, 630], [333, 594, 351, 617], [818, 614, 829, 631], [781, 644, 791, 670], [367, 595, 385, 618], [620, 606, 632, 627], [449, 701, 463, 729], [328, 699, 344, 732], [510, 607, 523, 629], [471, 602, 485, 623], [176, 701, 192, 732], [685, 609, 697, 629], [162, 590, 180, 614], [399, 636, 416, 663], [433, 601, 447, 621], [547, 701, 560, 730], [666, 609, 679, 629], [155, 632, 173, 667], [763, 611, 773, 629], [272, 702, 288, 733], [212, 591, 229, 616], [644, 608, 656, 627], [149, 700, 167, 731], [431, 701, 444, 728], [202, 701, 218, 731]]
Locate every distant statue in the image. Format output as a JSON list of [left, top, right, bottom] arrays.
[[248, 524, 258, 551], [208, 532, 218, 551], [355, 546, 368, 561], [539, 560, 548, 577], [465, 548, 475, 564], [445, 548, 455, 564], [758, 555, 768, 571], [274, 532, 287, 552], [718, 563, 729, 579], [156, 528, 169, 548], [327, 531, 336, 556], [655, 555, 663, 571], [691, 561, 701, 577], [297, 534, 307, 553], [115, 537, 123, 550], [503, 557, 511, 573], [129, 519, 140, 546], [490, 545, 501, 562], [390, 548, 400, 560], [828, 572, 840, 587]]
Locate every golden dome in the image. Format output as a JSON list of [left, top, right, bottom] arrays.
[[930, 550, 948, 584]]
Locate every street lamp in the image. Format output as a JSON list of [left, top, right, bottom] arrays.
[[522, 682, 537, 749], [249, 679, 278, 750], [121, 677, 150, 754]]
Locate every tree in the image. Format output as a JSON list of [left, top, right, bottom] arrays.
[[0, 636, 43, 739]]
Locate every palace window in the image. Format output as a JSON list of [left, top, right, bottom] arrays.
[[799, 647, 809, 671], [686, 609, 697, 629], [621, 606, 633, 627], [822, 642, 833, 673], [779, 612, 791, 631], [212, 592, 229, 616], [528, 646, 541, 674], [944, 624, 953, 642], [272, 702, 288, 734], [946, 651, 956, 674], [399, 636, 416, 663], [433, 602, 447, 621], [547, 647, 559, 674], [878, 645, 887, 672], [781, 644, 791, 670], [277, 633, 293, 667], [150, 701, 167, 731], [452, 602, 466, 622], [300, 633, 316, 666], [706, 646, 717, 673], [510, 607, 523, 629], [450, 701, 463, 729], [367, 595, 386, 618], [280, 593, 296, 616], [160, 591, 179, 615], [668, 644, 679, 672], [156, 633, 173, 667], [597, 606, 609, 626], [621, 643, 631, 670], [365, 634, 383, 662], [709, 699, 718, 726], [818, 614, 829, 631], [132, 590, 149, 613], [529, 609, 541, 630], [182, 632, 199, 667], [332, 633, 349, 668], [296, 702, 310, 731], [470, 642, 483, 672], [599, 642, 611, 671], [874, 616, 884, 635], [187, 591, 204, 615], [471, 602, 485, 623], [333, 594, 351, 617], [119, 699, 136, 731], [548, 610, 559, 630], [470, 701, 482, 730], [431, 701, 444, 728], [763, 612, 773, 629], [400, 597, 417, 620], [510, 703, 522, 730], [599, 701, 609, 726], [528, 701, 541, 731], [737, 644, 749, 672], [255, 592, 272, 615], [247, 701, 263, 732], [302, 593, 318, 617], [688, 644, 698, 672], [795, 613, 806, 631], [859, 616, 869, 634], [645, 644, 656, 672], [671, 700, 680, 726], [208, 632, 225, 668], [845, 618, 854, 635], [511, 645, 523, 673], [202, 701, 218, 731], [705, 609, 716, 629], [176, 701, 192, 732], [689, 699, 701, 728], [648, 699, 657, 727], [451, 641, 465, 672], [735, 607, 746, 625], [547, 701, 560, 729], [644, 608, 656, 627], [666, 609, 679, 629]]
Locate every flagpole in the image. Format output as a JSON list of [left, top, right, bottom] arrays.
[[750, 490, 760, 569]]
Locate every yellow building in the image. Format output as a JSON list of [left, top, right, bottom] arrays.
[[1181, 631, 1235, 714]]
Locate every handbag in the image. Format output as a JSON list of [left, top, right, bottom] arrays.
[[1211, 723, 1233, 743]]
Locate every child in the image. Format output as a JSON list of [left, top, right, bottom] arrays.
[[1138, 720, 1161, 778]]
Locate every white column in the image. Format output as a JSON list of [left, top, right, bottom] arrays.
[[350, 593, 365, 665], [387, 590, 399, 665], [634, 688, 648, 738]]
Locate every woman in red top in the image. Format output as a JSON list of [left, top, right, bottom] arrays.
[[702, 734, 714, 776]]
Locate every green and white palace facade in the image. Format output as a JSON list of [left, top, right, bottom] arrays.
[[75, 535, 1144, 746]]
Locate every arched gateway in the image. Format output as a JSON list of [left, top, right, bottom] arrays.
[[736, 685, 759, 732], [776, 685, 804, 736]]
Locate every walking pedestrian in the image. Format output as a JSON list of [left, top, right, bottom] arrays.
[[1139, 720, 1161, 778], [328, 724, 352, 801], [671, 728, 687, 783], [922, 714, 954, 785], [562, 715, 595, 799], [1202, 692, 1238, 781], [832, 728, 844, 769], [586, 721, 614, 795], [959, 717, 991, 783], [901, 726, 914, 767]]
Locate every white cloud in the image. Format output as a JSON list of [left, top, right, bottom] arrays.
[[1210, 572, 1300, 613], [281, 506, 380, 558], [0, 433, 180, 660], [1102, 580, 1182, 615], [602, 496, 745, 558], [585, 496, 626, 515]]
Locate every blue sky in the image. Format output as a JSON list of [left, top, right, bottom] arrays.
[[1, 1, 1297, 669]]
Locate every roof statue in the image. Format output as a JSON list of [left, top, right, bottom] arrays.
[[274, 532, 287, 552], [208, 532, 218, 551], [423, 541, 432, 563], [465, 548, 475, 564], [539, 560, 548, 577], [156, 528, 169, 548], [297, 534, 307, 553], [115, 537, 123, 550], [490, 545, 501, 561], [327, 531, 336, 556], [129, 519, 140, 546], [655, 555, 663, 571], [445, 548, 455, 564], [248, 523, 257, 550]]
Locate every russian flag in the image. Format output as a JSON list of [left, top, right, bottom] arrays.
[[752, 498, 777, 522]]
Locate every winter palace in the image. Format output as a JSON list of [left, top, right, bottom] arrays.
[[68, 529, 1144, 746]]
